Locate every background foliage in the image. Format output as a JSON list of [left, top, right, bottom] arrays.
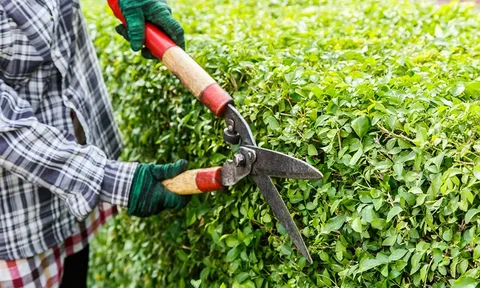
[[85, 0, 480, 287]]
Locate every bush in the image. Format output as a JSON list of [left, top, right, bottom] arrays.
[[86, 0, 480, 287]]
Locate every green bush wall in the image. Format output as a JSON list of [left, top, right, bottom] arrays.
[[85, 0, 480, 287]]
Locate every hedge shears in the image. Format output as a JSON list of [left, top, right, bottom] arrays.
[[108, 0, 322, 264]]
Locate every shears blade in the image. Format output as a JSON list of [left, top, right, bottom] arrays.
[[222, 105, 321, 263], [247, 146, 323, 180], [253, 174, 313, 264]]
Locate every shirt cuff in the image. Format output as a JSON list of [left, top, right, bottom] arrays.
[[100, 160, 138, 207]]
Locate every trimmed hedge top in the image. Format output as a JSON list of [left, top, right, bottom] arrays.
[[87, 0, 480, 287]]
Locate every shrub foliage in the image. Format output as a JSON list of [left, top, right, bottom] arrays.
[[86, 0, 480, 287]]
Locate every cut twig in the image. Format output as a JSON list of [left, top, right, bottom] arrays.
[[337, 129, 342, 151], [378, 125, 415, 143]]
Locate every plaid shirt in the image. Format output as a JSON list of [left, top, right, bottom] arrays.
[[0, 204, 118, 287], [0, 0, 137, 262]]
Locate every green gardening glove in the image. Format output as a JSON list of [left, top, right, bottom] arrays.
[[116, 0, 185, 59], [128, 160, 190, 217]]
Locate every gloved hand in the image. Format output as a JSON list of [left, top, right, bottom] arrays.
[[128, 160, 190, 217], [116, 0, 185, 59]]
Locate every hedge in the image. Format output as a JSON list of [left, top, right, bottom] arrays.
[[85, 0, 480, 287]]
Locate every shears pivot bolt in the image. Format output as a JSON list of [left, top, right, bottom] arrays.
[[233, 154, 246, 167]]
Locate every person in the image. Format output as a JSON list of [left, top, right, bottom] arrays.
[[0, 0, 187, 286]]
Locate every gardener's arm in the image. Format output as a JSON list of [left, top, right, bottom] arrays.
[[0, 79, 188, 219]]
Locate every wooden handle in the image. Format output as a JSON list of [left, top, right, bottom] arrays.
[[162, 167, 224, 195], [107, 0, 234, 117]]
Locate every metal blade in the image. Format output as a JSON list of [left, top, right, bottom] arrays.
[[253, 174, 313, 264], [247, 146, 323, 180]]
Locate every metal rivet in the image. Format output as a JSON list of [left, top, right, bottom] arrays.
[[226, 119, 235, 132], [233, 154, 246, 167]]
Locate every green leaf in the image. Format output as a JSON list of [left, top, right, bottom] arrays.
[[280, 244, 292, 256], [308, 144, 318, 156], [358, 256, 389, 273], [389, 249, 408, 261], [380, 264, 389, 277], [442, 229, 452, 242], [323, 215, 346, 234], [226, 247, 242, 262], [419, 265, 428, 281], [265, 115, 280, 130], [262, 213, 272, 223], [235, 272, 250, 284], [474, 245, 480, 260], [382, 235, 397, 246], [386, 206, 403, 222], [459, 259, 469, 274], [452, 276, 479, 288], [351, 218, 363, 233], [361, 205, 375, 223], [409, 187, 423, 194], [284, 71, 295, 84], [371, 218, 385, 230], [351, 115, 371, 138], [176, 249, 189, 261], [474, 162, 480, 180], [225, 235, 240, 248], [410, 252, 424, 274], [465, 209, 480, 224], [349, 147, 363, 166], [393, 163, 404, 177], [306, 202, 317, 210], [465, 81, 480, 96], [374, 160, 393, 171], [191, 280, 202, 288], [450, 83, 465, 97]]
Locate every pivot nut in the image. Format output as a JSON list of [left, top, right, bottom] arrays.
[[223, 128, 241, 145], [233, 154, 246, 167]]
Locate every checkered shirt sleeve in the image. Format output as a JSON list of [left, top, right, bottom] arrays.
[[0, 0, 139, 260], [0, 0, 137, 221], [0, 79, 137, 219]]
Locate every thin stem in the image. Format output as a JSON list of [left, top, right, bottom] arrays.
[[378, 125, 415, 143]]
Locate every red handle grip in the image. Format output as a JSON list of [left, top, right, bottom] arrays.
[[107, 0, 233, 116]]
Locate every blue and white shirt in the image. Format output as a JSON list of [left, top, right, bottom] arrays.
[[0, 0, 137, 260]]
